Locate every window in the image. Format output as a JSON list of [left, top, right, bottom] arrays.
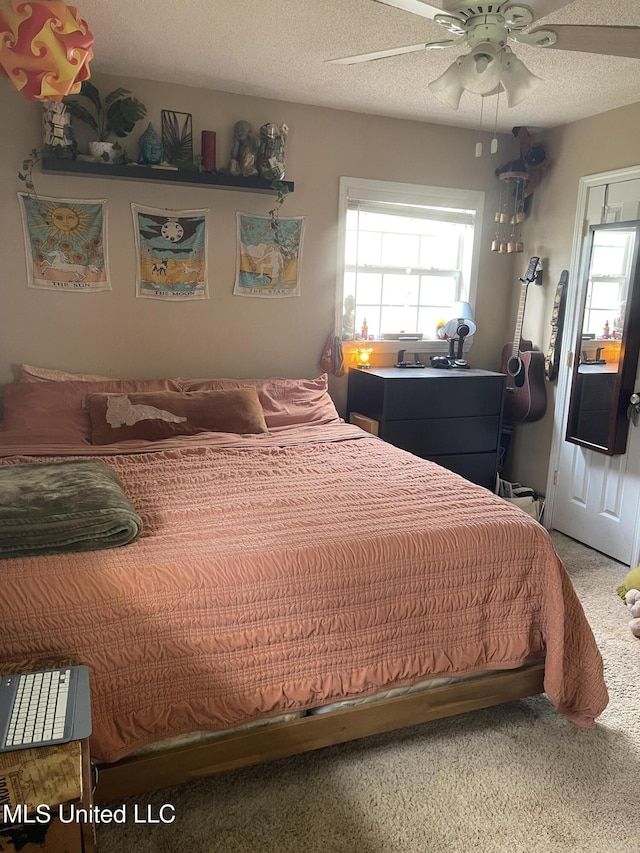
[[336, 178, 484, 349], [584, 230, 634, 338]]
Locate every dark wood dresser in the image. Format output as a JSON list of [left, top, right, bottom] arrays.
[[346, 366, 506, 490]]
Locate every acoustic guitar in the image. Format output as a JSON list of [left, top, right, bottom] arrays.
[[500, 256, 547, 424]]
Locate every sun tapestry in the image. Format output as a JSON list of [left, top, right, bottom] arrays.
[[132, 203, 209, 300], [234, 212, 306, 297], [18, 193, 110, 292]]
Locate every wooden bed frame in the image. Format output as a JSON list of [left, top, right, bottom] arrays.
[[94, 662, 545, 802]]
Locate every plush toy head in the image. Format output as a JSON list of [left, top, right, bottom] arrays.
[[624, 588, 640, 607]]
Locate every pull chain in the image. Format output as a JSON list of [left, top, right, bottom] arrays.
[[475, 96, 485, 158], [491, 88, 500, 154]]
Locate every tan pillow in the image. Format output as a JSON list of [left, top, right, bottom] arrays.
[[21, 364, 113, 382], [1, 379, 181, 443], [87, 388, 269, 445]]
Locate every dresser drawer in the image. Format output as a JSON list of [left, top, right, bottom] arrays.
[[425, 453, 498, 490], [381, 416, 501, 456], [384, 376, 504, 420]]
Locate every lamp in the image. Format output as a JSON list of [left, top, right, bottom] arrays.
[[356, 346, 373, 369], [428, 44, 542, 111], [443, 301, 476, 369], [0, 1, 94, 102]]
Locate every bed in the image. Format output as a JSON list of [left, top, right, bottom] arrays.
[[0, 370, 608, 802]]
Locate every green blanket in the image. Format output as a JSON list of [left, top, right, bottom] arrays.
[[0, 459, 143, 558]]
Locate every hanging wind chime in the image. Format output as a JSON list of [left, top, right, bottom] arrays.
[[491, 167, 528, 253]]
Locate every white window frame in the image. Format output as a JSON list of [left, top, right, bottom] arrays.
[[335, 177, 485, 354]]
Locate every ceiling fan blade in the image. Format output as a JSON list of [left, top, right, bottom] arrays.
[[372, 0, 442, 20], [536, 25, 640, 59], [328, 43, 428, 64], [501, 0, 575, 21]]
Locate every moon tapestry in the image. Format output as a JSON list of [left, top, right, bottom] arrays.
[[234, 212, 306, 297], [131, 203, 209, 300], [18, 193, 110, 292]]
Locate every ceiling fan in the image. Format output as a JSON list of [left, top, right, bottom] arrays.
[[328, 0, 640, 109]]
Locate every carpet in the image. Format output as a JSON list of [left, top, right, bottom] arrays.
[[96, 532, 637, 853]]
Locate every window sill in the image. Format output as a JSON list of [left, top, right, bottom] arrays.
[[342, 339, 474, 355]]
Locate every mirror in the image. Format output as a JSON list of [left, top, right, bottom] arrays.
[[566, 219, 640, 455]]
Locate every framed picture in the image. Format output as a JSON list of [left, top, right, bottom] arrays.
[[161, 110, 193, 168]]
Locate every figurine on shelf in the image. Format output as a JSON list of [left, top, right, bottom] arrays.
[[614, 300, 626, 337], [258, 122, 288, 181], [342, 294, 355, 341], [228, 120, 260, 177], [137, 123, 164, 165]]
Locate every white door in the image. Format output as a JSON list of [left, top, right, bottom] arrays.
[[549, 173, 640, 566]]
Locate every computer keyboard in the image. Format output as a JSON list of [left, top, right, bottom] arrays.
[[0, 666, 92, 752]]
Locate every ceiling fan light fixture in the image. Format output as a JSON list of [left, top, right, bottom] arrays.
[[428, 58, 465, 109], [499, 49, 543, 107], [458, 43, 502, 94]]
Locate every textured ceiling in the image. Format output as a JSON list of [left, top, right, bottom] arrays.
[[74, 0, 640, 132]]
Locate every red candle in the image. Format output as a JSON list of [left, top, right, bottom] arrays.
[[201, 131, 216, 171]]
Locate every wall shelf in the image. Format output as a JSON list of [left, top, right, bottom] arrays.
[[41, 158, 294, 195]]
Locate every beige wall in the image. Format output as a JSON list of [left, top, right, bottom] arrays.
[[1, 73, 518, 419], [3, 75, 639, 492], [505, 101, 640, 494]]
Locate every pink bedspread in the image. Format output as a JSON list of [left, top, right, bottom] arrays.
[[0, 425, 608, 762]]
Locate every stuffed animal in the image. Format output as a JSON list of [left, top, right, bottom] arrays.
[[618, 566, 640, 599], [625, 588, 640, 607], [624, 588, 640, 638]]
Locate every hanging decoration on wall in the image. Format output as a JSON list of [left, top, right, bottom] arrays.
[[18, 193, 110, 292], [131, 203, 209, 300], [492, 126, 550, 253], [0, 1, 94, 102], [491, 167, 528, 254], [234, 212, 305, 298]]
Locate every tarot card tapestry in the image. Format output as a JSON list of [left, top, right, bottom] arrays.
[[234, 212, 305, 297], [19, 193, 110, 292], [132, 204, 209, 300]]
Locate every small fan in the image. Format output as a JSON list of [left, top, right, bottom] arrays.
[[328, 1, 640, 108]]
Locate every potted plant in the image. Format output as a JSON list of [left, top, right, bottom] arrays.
[[63, 81, 147, 162]]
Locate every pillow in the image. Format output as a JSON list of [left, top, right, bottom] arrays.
[[179, 374, 340, 428], [87, 388, 269, 445], [20, 364, 113, 382], [1, 378, 181, 444]]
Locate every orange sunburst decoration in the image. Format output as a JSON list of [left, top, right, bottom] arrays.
[[0, 0, 94, 101]]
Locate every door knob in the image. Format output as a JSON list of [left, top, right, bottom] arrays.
[[628, 392, 640, 426]]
